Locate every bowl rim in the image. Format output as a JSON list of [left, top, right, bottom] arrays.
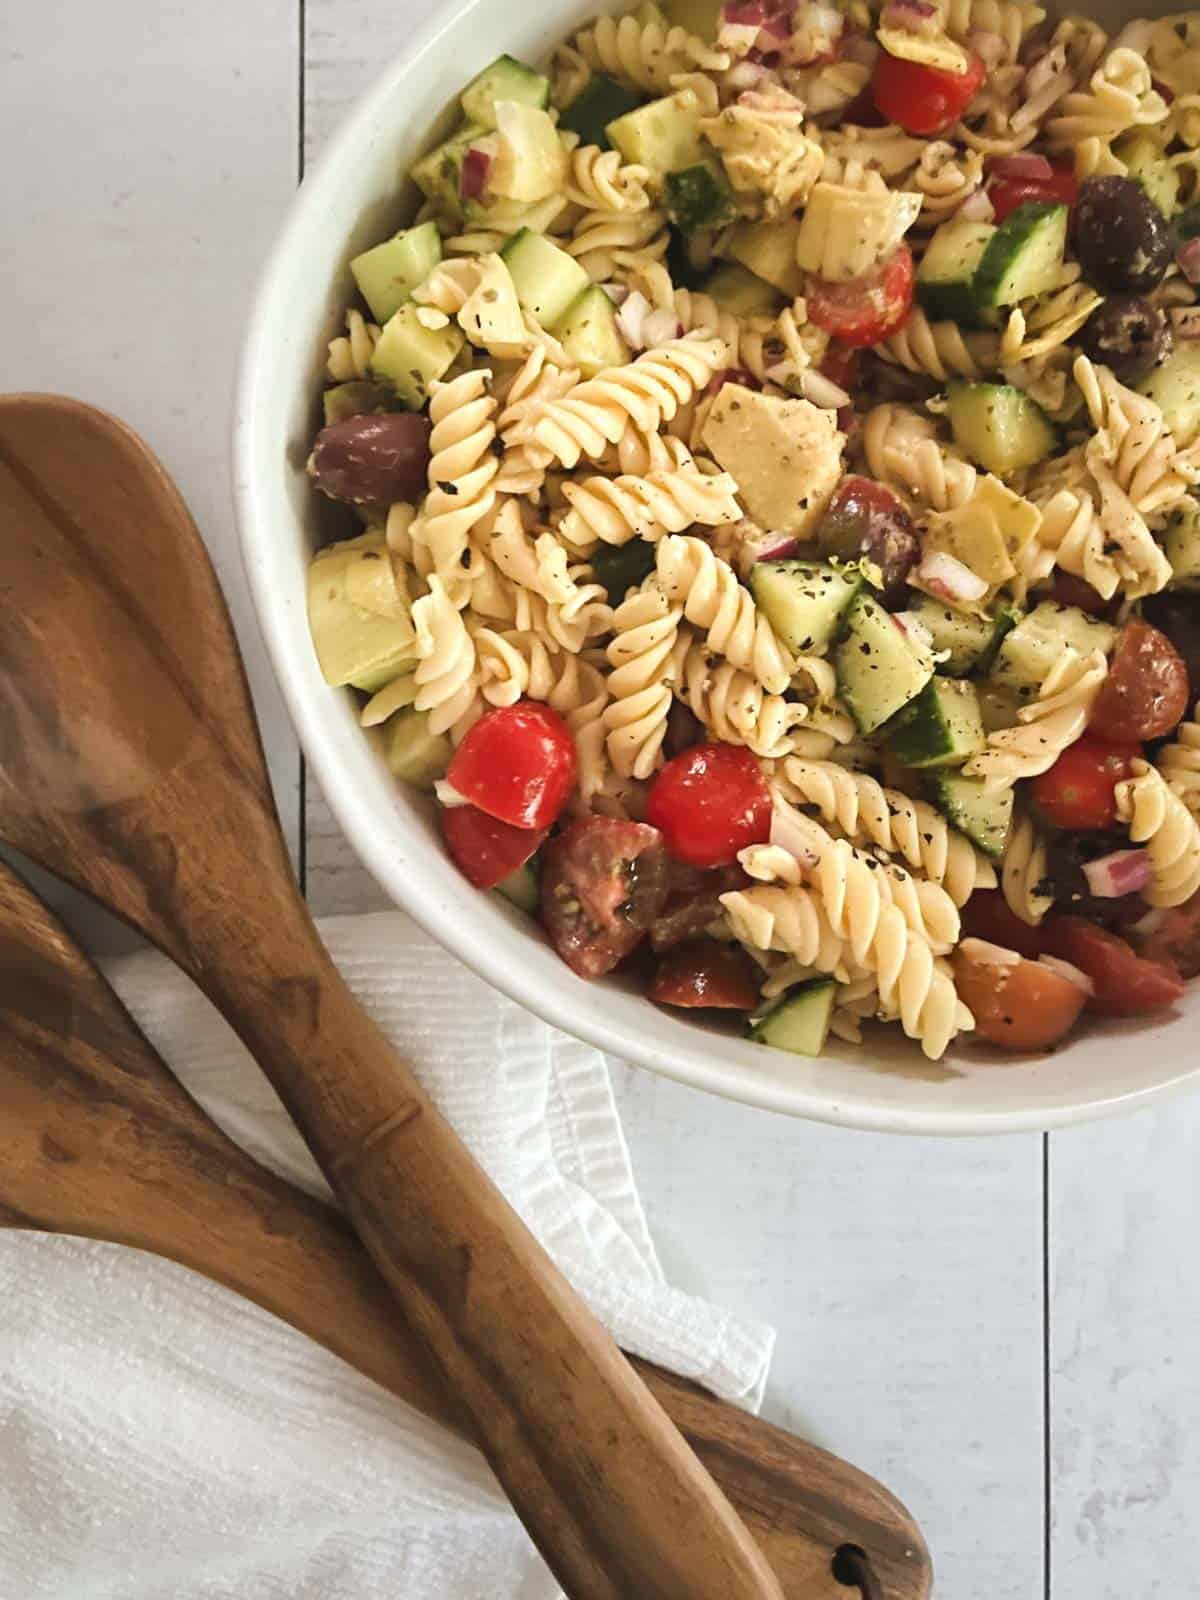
[[233, 0, 1200, 1138]]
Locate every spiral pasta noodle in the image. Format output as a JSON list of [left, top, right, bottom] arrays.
[[565, 208, 671, 281], [411, 576, 479, 736], [1074, 355, 1198, 518], [480, 497, 577, 605], [1116, 760, 1200, 907], [409, 369, 499, 593], [557, 457, 743, 552], [1158, 703, 1200, 821], [655, 534, 794, 694], [673, 638, 809, 758], [861, 404, 978, 511], [493, 348, 580, 498], [327, 309, 380, 382], [1047, 46, 1169, 157], [563, 143, 652, 212], [965, 649, 1109, 789], [1001, 814, 1055, 927], [603, 579, 682, 779], [573, 13, 729, 94]]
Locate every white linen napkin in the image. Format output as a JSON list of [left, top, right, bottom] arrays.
[[0, 911, 774, 1600]]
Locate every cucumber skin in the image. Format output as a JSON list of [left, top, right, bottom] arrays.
[[747, 979, 837, 1056], [971, 201, 1068, 310], [929, 773, 1014, 860], [887, 679, 985, 770], [559, 74, 645, 150]]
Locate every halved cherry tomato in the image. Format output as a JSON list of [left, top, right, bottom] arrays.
[[1052, 570, 1110, 617], [953, 945, 1087, 1050], [960, 889, 1047, 960], [649, 939, 761, 1010], [988, 164, 1078, 223], [1031, 736, 1142, 831], [872, 51, 986, 136], [446, 700, 576, 830], [540, 817, 669, 978], [651, 861, 749, 951], [1137, 889, 1200, 978], [1045, 917, 1185, 1017], [806, 246, 914, 348], [1089, 618, 1190, 742], [440, 804, 546, 890], [646, 743, 771, 868]]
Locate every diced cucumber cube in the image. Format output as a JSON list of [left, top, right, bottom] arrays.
[[1115, 132, 1181, 218], [370, 302, 464, 409], [495, 860, 540, 914], [916, 218, 995, 325], [749, 559, 863, 655], [461, 55, 549, 129], [322, 381, 395, 426], [411, 126, 485, 218], [720, 218, 806, 298], [748, 979, 837, 1056], [350, 221, 442, 325], [501, 228, 591, 329], [887, 677, 985, 770], [905, 596, 1021, 677], [559, 74, 645, 150], [606, 92, 705, 176], [703, 261, 783, 318], [971, 201, 1069, 309], [834, 591, 935, 734], [384, 707, 452, 790], [991, 601, 1117, 693], [945, 381, 1057, 477], [555, 285, 631, 377], [1165, 496, 1200, 588], [929, 772, 1014, 860], [665, 161, 737, 233], [662, 0, 724, 37], [1139, 340, 1200, 447]]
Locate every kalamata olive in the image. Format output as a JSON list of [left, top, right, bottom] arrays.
[[815, 474, 919, 606], [1078, 295, 1172, 385], [664, 699, 705, 760], [1139, 591, 1200, 695], [1072, 177, 1172, 294], [307, 411, 432, 505]]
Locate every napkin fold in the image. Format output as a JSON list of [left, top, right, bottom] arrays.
[[0, 912, 774, 1599]]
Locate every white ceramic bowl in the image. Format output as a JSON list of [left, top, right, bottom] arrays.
[[235, 0, 1199, 1135]]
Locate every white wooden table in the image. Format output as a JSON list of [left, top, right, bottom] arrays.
[[3, 4, 1197, 1594]]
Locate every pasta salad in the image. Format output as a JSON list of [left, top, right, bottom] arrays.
[[304, 0, 1200, 1063]]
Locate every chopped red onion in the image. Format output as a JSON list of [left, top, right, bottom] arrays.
[[988, 153, 1053, 180], [460, 146, 492, 201], [959, 937, 1021, 966], [760, 9, 793, 38], [614, 289, 652, 350], [642, 307, 685, 347], [1081, 848, 1152, 898], [723, 0, 768, 23], [958, 186, 995, 222], [1038, 954, 1094, 995], [880, 0, 937, 31], [892, 610, 936, 651], [756, 536, 804, 561], [599, 282, 630, 306], [725, 58, 769, 89], [1177, 237, 1200, 285], [769, 800, 821, 869], [914, 550, 989, 604]]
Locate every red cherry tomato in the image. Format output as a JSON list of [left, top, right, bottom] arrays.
[[646, 743, 771, 868], [540, 817, 670, 978], [1045, 917, 1185, 1017], [872, 51, 986, 136], [1137, 889, 1200, 978], [1089, 619, 1190, 742], [649, 939, 761, 1010], [806, 246, 914, 348], [988, 165, 1078, 222], [447, 700, 576, 830], [960, 889, 1047, 960], [1031, 736, 1142, 831], [1052, 570, 1111, 617], [440, 804, 546, 890], [953, 946, 1087, 1051]]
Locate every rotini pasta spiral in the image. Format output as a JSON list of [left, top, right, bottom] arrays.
[[943, 0, 1045, 66], [557, 457, 742, 553], [772, 758, 997, 905], [1075, 355, 1198, 518], [327, 308, 380, 382], [564, 209, 670, 281], [655, 534, 794, 693], [860, 404, 977, 511], [875, 308, 984, 383], [910, 141, 985, 227], [409, 368, 499, 593], [411, 575, 479, 736], [1116, 759, 1200, 907], [493, 348, 580, 498], [511, 333, 727, 471], [1046, 46, 1169, 157], [480, 497, 577, 604], [563, 142, 652, 212], [1001, 814, 1054, 927], [673, 638, 809, 757], [603, 579, 682, 778], [964, 649, 1109, 789], [1158, 702, 1200, 821], [573, 13, 729, 94]]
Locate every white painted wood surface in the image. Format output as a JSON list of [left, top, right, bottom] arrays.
[[3, 2, 1196, 1595]]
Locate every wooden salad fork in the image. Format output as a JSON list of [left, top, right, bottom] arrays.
[[0, 855, 930, 1599]]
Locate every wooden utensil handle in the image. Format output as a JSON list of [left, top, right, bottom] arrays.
[[188, 905, 781, 1600]]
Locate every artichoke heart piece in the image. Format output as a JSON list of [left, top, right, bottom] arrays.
[[794, 181, 923, 283]]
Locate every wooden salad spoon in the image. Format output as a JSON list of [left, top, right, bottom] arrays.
[[0, 392, 788, 1600], [0, 857, 930, 1600]]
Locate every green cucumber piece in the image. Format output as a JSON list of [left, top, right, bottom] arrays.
[[703, 261, 783, 318], [1139, 340, 1200, 448], [749, 559, 863, 655], [461, 55, 549, 129], [555, 285, 631, 377], [350, 220, 443, 325], [904, 597, 1022, 678], [834, 590, 935, 735], [369, 302, 464, 409], [1116, 132, 1181, 218], [971, 201, 1069, 309], [929, 772, 1014, 860], [383, 707, 452, 790], [662, 0, 724, 37], [606, 92, 705, 176], [495, 859, 540, 914], [1165, 495, 1200, 588], [748, 979, 837, 1056], [991, 601, 1117, 694], [322, 381, 395, 426], [945, 381, 1057, 477], [410, 126, 484, 219], [721, 217, 806, 298], [591, 540, 657, 604], [501, 228, 591, 328], [916, 218, 995, 325], [559, 74, 645, 149], [887, 676, 985, 770], [664, 161, 737, 234]]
